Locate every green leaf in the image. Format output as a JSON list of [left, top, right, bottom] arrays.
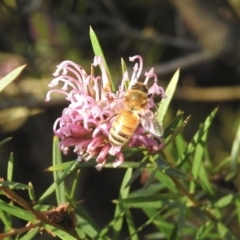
[[70, 169, 80, 200], [154, 169, 176, 193], [121, 57, 129, 90], [217, 222, 238, 240], [52, 136, 66, 204], [28, 182, 36, 202], [113, 193, 180, 204], [46, 160, 154, 170], [96, 211, 124, 240], [46, 161, 75, 171], [74, 208, 105, 239], [143, 208, 176, 238], [157, 69, 179, 124], [38, 161, 77, 203], [198, 163, 214, 195], [19, 228, 39, 240], [118, 200, 165, 209], [190, 121, 214, 195], [0, 199, 34, 222], [213, 156, 230, 173], [7, 153, 14, 182], [125, 209, 138, 240], [44, 224, 78, 240], [192, 121, 208, 179], [0, 206, 11, 230], [0, 181, 30, 190], [129, 183, 164, 199], [195, 222, 215, 240], [75, 214, 98, 239], [169, 223, 178, 240], [177, 199, 186, 230], [125, 156, 149, 188], [0, 137, 12, 148], [112, 168, 132, 239], [214, 193, 240, 208], [0, 64, 26, 92], [143, 167, 158, 189], [231, 120, 240, 170], [156, 157, 191, 180], [164, 115, 191, 148], [89, 27, 115, 91], [125, 209, 164, 240], [176, 108, 218, 168], [235, 199, 240, 228], [163, 111, 184, 138]]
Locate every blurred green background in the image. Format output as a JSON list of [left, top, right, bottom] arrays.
[[0, 0, 240, 238]]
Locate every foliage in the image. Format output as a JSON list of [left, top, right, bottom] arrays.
[[0, 29, 239, 240]]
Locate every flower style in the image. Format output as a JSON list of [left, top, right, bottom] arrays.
[[46, 55, 166, 170]]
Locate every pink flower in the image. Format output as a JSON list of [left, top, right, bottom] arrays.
[[46, 55, 166, 170]]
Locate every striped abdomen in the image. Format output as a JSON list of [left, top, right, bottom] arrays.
[[109, 110, 140, 146]]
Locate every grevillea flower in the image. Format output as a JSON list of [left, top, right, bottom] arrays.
[[46, 55, 166, 170]]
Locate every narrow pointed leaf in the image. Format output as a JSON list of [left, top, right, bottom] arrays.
[[176, 108, 218, 167], [164, 115, 191, 148], [163, 111, 184, 138], [231, 121, 240, 170], [114, 193, 180, 204], [235, 199, 240, 227], [45, 224, 79, 240], [0, 137, 12, 148], [121, 57, 129, 90], [112, 168, 132, 239], [143, 208, 174, 238], [156, 157, 191, 180], [192, 125, 208, 179], [28, 182, 36, 202], [19, 228, 39, 240], [52, 136, 66, 204], [0, 181, 30, 190], [195, 222, 214, 239], [125, 156, 149, 188], [38, 161, 77, 203], [75, 205, 102, 238], [0, 207, 11, 230], [89, 27, 115, 91], [46, 161, 75, 171], [217, 222, 238, 240], [169, 223, 178, 240], [125, 209, 138, 240], [97, 211, 124, 239], [157, 69, 179, 124], [70, 169, 80, 200], [143, 167, 158, 189], [0, 200, 34, 221], [0, 64, 26, 92], [214, 193, 240, 208], [7, 153, 14, 182], [125, 209, 164, 240]]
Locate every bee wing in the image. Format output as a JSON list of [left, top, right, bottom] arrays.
[[141, 117, 164, 137], [108, 97, 125, 112]]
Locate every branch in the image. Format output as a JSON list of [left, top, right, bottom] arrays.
[[175, 85, 240, 101], [170, 0, 240, 64], [146, 51, 215, 76]]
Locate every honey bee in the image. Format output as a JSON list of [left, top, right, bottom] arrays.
[[109, 81, 164, 146]]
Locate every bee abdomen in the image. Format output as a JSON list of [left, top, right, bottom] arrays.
[[109, 126, 129, 146], [109, 111, 140, 146]]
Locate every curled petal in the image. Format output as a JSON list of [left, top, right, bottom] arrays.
[[109, 145, 121, 156], [112, 152, 124, 168]]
